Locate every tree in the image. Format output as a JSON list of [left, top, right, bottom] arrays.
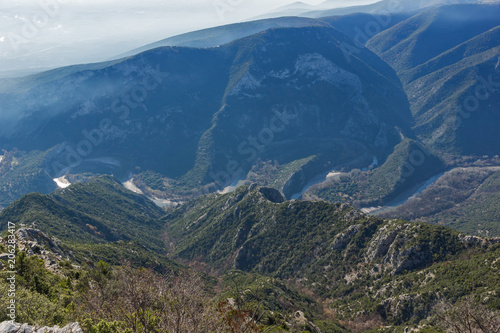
[[434, 296, 500, 333], [77, 264, 262, 332]]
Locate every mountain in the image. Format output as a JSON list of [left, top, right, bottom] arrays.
[[117, 13, 411, 65], [367, 4, 500, 156], [2, 3, 500, 331], [303, 138, 446, 207], [0, 176, 174, 270], [377, 165, 500, 236], [163, 184, 500, 325], [251, 0, 379, 20], [0, 26, 412, 206], [367, 4, 500, 73], [0, 150, 57, 209], [292, 3, 500, 234], [1, 177, 499, 328], [252, 0, 493, 20], [301, 0, 496, 18], [116, 17, 329, 58], [320, 12, 413, 43]]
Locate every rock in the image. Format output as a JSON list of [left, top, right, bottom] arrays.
[[331, 224, 361, 250], [53, 322, 83, 333], [292, 311, 307, 325], [0, 254, 12, 261], [18, 323, 33, 333], [365, 223, 407, 262], [0, 322, 18, 333], [8, 228, 72, 273], [0, 322, 83, 333], [379, 294, 428, 323], [387, 246, 431, 275], [15, 228, 64, 256], [458, 234, 487, 247]]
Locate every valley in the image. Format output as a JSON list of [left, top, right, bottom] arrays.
[[0, 0, 500, 331], [1, 177, 500, 331]]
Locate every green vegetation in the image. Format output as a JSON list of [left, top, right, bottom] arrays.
[[0, 149, 56, 208], [306, 139, 445, 207], [134, 170, 167, 191], [431, 171, 500, 236], [269, 155, 317, 191], [379, 168, 500, 237], [0, 254, 343, 332], [0, 251, 78, 326], [164, 185, 500, 326], [0, 177, 499, 330], [0, 9, 499, 330], [367, 4, 500, 156], [0, 176, 176, 271]]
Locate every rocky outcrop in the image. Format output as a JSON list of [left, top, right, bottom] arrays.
[[457, 234, 500, 247], [15, 228, 65, 257], [365, 223, 406, 262], [364, 222, 435, 275], [0, 322, 82, 333], [0, 228, 72, 273], [384, 245, 432, 275], [331, 224, 362, 250]]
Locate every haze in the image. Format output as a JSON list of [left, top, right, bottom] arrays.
[[0, 0, 378, 76]]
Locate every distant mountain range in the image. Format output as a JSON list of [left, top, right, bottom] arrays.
[[257, 0, 499, 19], [368, 3, 500, 156]]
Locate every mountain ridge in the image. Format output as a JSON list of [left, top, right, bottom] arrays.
[[0, 25, 414, 207], [367, 3, 500, 156]]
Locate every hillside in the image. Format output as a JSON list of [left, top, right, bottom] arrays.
[[117, 17, 329, 58], [0, 178, 499, 329], [320, 13, 413, 43], [367, 4, 500, 156], [0, 149, 57, 209], [0, 176, 174, 270], [302, 138, 445, 207], [164, 185, 500, 325], [378, 167, 500, 236], [367, 4, 500, 72], [0, 26, 413, 207]]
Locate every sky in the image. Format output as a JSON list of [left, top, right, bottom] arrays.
[[0, 0, 375, 75]]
